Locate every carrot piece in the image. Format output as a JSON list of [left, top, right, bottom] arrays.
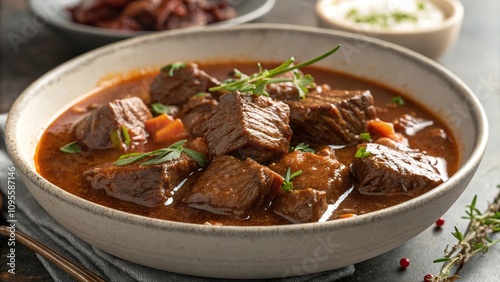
[[153, 118, 188, 144], [144, 113, 174, 135], [367, 119, 396, 139]]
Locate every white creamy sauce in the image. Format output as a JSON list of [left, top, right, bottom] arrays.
[[322, 0, 445, 31]]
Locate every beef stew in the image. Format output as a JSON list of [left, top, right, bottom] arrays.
[[35, 58, 459, 226]]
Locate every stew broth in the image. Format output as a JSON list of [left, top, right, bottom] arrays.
[[35, 62, 460, 226]]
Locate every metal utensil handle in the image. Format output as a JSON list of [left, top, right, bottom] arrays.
[[0, 226, 106, 282]]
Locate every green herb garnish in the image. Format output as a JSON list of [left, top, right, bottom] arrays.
[[355, 147, 371, 158], [346, 10, 418, 28], [391, 96, 405, 106], [121, 125, 130, 146], [290, 142, 315, 153], [392, 12, 417, 23], [150, 102, 174, 115], [281, 167, 302, 192], [114, 140, 205, 167], [59, 141, 81, 153], [360, 132, 371, 141], [209, 45, 341, 98], [346, 8, 359, 19], [417, 2, 425, 10], [193, 92, 209, 98], [161, 62, 186, 77], [431, 187, 500, 281]]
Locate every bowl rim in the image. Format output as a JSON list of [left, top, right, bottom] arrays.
[[28, 0, 277, 39], [5, 23, 488, 236], [316, 0, 464, 36]]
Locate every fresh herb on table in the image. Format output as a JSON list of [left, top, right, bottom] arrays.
[[428, 186, 500, 281], [114, 140, 205, 167], [281, 167, 302, 192], [209, 45, 341, 98]]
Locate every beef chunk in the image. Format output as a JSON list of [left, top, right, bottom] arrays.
[[266, 71, 331, 101], [351, 143, 444, 196], [203, 92, 292, 163], [75, 97, 152, 150], [84, 154, 198, 207], [183, 156, 283, 216], [273, 188, 328, 224], [287, 90, 377, 146], [179, 94, 218, 137], [150, 63, 220, 106], [269, 150, 351, 202]]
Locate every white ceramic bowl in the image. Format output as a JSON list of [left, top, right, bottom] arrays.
[[6, 24, 487, 279], [316, 0, 464, 59], [29, 0, 276, 49]]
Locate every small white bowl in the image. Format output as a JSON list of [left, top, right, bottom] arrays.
[[316, 0, 464, 59]]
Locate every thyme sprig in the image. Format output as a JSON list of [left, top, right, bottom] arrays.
[[290, 142, 315, 153], [281, 167, 302, 192], [114, 140, 205, 167], [208, 45, 341, 98], [431, 186, 500, 281]]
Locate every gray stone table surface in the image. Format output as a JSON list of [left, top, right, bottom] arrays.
[[1, 0, 499, 281]]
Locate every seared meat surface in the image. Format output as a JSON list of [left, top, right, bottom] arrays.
[[74, 97, 152, 150], [269, 150, 351, 202], [84, 154, 198, 207], [273, 188, 328, 224], [183, 156, 283, 216], [203, 92, 292, 163], [351, 143, 444, 196], [287, 90, 377, 146], [150, 63, 220, 106]]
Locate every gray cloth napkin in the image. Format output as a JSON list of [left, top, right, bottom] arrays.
[[0, 113, 354, 282]]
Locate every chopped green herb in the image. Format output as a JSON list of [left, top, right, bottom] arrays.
[[110, 130, 122, 149], [121, 125, 131, 146], [193, 92, 209, 98], [360, 132, 371, 141], [417, 2, 425, 10], [209, 45, 341, 98], [183, 148, 206, 167], [346, 8, 359, 19], [150, 102, 174, 115], [290, 142, 315, 153], [59, 141, 81, 154], [160, 62, 186, 77], [346, 10, 418, 28], [293, 71, 314, 99], [392, 12, 417, 23], [391, 96, 405, 106], [114, 140, 205, 167], [355, 147, 371, 158], [281, 167, 302, 192]]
